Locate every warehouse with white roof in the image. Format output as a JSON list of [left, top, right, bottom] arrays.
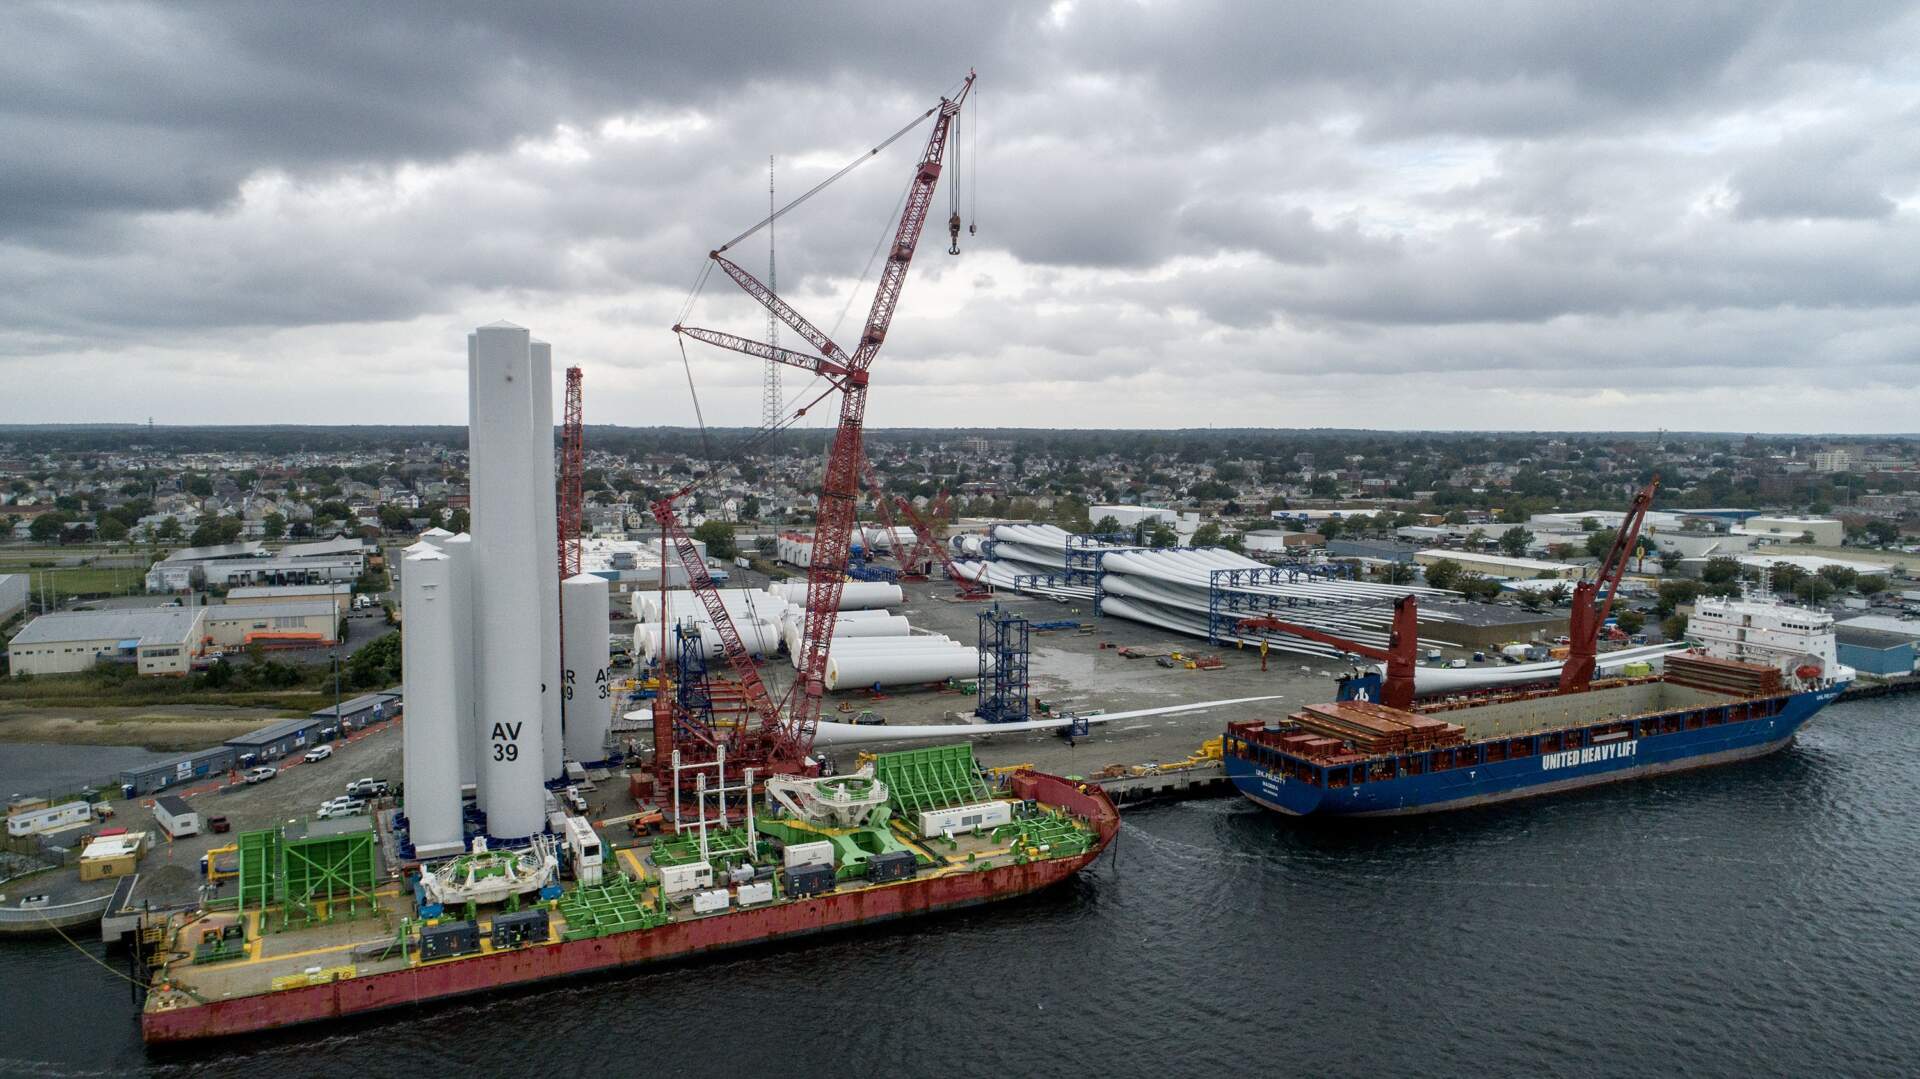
[[6, 608, 207, 676]]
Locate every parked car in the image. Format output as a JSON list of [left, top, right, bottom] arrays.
[[344, 778, 389, 798], [303, 745, 334, 763], [317, 798, 367, 820], [243, 766, 277, 784], [208, 815, 232, 834]]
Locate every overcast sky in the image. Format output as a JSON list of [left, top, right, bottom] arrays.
[[3, 2, 1917, 433]]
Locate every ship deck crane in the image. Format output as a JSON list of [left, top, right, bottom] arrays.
[[657, 71, 978, 776], [1236, 596, 1422, 711], [1559, 475, 1661, 694]]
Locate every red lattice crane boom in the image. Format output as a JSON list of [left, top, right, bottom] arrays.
[[1237, 596, 1422, 710], [557, 366, 585, 579], [666, 72, 977, 773], [1559, 475, 1660, 695]]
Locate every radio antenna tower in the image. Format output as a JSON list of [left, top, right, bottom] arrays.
[[761, 155, 782, 431]]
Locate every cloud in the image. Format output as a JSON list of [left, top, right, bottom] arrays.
[[1, 0, 1918, 432]]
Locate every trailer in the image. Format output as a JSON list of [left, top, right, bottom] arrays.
[[152, 795, 201, 839]]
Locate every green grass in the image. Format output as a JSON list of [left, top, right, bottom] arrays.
[[0, 545, 158, 599], [0, 665, 335, 709]]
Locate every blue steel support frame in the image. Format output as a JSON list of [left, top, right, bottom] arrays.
[[672, 622, 718, 746], [1204, 562, 1359, 644], [975, 604, 1031, 724]]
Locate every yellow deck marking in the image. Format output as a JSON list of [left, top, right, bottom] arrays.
[[618, 848, 647, 880]]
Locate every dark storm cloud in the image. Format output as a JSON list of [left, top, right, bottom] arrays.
[[2, 0, 1918, 430]]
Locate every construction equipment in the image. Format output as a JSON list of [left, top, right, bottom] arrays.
[[558, 366, 585, 579], [658, 71, 978, 779], [1559, 475, 1660, 694], [1236, 595, 1421, 710], [861, 461, 986, 596]]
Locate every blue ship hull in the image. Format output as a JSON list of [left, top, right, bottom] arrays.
[[1226, 683, 1847, 818]]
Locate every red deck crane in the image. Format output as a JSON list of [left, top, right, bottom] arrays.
[[557, 366, 585, 579], [659, 72, 978, 775], [1236, 596, 1422, 710], [1558, 475, 1660, 695]]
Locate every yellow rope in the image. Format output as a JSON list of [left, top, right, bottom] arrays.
[[35, 905, 150, 989]]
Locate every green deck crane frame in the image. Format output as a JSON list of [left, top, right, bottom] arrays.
[[233, 820, 381, 931]]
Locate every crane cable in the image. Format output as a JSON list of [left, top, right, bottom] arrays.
[[714, 106, 937, 256], [830, 171, 916, 343]]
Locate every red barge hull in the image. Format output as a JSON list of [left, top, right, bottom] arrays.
[[143, 772, 1115, 1044]]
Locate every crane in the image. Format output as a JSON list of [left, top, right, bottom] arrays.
[[660, 71, 978, 775], [1558, 475, 1660, 694], [859, 461, 987, 597], [557, 366, 585, 578], [1236, 596, 1422, 711]]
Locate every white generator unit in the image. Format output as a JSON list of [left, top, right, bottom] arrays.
[[917, 800, 1013, 837], [658, 860, 714, 897], [782, 839, 835, 870], [737, 881, 775, 906], [692, 888, 731, 915], [562, 816, 603, 886]]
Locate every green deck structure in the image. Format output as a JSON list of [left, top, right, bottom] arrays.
[[231, 819, 381, 931], [873, 744, 992, 821], [557, 878, 670, 941], [993, 808, 1095, 860], [651, 827, 759, 869]]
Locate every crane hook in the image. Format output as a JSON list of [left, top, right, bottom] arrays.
[[948, 212, 962, 255]]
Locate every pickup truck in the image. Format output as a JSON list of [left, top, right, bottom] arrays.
[[344, 778, 389, 798], [317, 798, 367, 820]]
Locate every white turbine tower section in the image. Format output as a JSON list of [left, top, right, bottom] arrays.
[[400, 546, 462, 857], [468, 321, 547, 839], [531, 340, 564, 782], [561, 572, 612, 763], [420, 529, 479, 803]]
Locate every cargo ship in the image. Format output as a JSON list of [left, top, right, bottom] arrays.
[[1224, 590, 1853, 817], [138, 746, 1115, 1043]]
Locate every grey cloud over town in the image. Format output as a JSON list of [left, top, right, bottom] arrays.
[[2, 1, 1916, 431]]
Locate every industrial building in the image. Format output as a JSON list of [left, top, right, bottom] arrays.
[[309, 691, 403, 734], [144, 541, 267, 592], [1241, 529, 1323, 554], [1835, 626, 1918, 677], [1739, 515, 1845, 547], [119, 745, 239, 796], [225, 583, 353, 618], [1413, 550, 1581, 581], [0, 572, 26, 622], [1417, 602, 1570, 650], [204, 601, 340, 650], [7, 608, 207, 676], [223, 716, 333, 763], [145, 537, 369, 593]]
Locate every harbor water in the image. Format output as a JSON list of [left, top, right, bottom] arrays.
[[3, 696, 1917, 1078]]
